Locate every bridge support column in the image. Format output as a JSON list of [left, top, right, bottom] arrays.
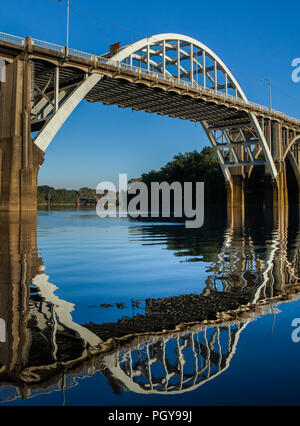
[[0, 59, 44, 212], [264, 163, 288, 225], [272, 165, 288, 209], [226, 175, 245, 227]]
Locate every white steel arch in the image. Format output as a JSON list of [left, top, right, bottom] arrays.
[[107, 33, 247, 100], [283, 134, 300, 161]]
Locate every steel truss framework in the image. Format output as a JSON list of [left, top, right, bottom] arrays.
[[29, 34, 279, 180]]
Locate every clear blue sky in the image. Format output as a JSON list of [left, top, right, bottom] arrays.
[[1, 0, 299, 189]]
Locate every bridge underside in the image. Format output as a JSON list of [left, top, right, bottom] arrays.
[[86, 77, 249, 127], [31, 58, 249, 131]]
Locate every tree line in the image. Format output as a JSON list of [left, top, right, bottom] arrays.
[[136, 147, 226, 204], [37, 186, 97, 205], [38, 147, 226, 205]]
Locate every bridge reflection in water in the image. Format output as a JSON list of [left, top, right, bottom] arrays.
[[0, 208, 299, 403]]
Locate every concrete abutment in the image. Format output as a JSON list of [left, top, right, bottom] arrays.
[[0, 59, 44, 212]]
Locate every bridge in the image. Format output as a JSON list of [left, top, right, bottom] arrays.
[[0, 32, 300, 212]]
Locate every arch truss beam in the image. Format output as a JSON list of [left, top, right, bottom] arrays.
[[202, 113, 278, 181]]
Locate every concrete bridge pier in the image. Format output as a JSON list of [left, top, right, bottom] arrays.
[[226, 165, 289, 226], [263, 120, 289, 211], [226, 175, 245, 227], [0, 58, 44, 212], [263, 164, 288, 209], [273, 165, 288, 209], [272, 165, 289, 226]]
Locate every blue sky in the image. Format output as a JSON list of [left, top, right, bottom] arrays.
[[1, 0, 299, 189]]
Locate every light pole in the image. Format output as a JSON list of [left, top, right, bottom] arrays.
[[59, 0, 70, 52], [261, 78, 272, 149], [261, 78, 272, 112], [66, 0, 70, 52]]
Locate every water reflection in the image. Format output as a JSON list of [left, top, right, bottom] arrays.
[[0, 208, 299, 403], [101, 322, 250, 395]]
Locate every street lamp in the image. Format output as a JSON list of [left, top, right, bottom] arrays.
[[66, 0, 70, 51], [58, 0, 70, 52], [261, 78, 272, 112]]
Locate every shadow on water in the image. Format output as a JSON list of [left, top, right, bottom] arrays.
[[0, 206, 300, 402]]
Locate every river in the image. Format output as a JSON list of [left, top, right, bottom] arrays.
[[0, 206, 299, 406]]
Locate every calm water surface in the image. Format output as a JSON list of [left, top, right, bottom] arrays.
[[0, 207, 299, 406]]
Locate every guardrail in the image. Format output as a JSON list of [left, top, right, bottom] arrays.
[[0, 32, 24, 46], [32, 38, 64, 53], [0, 31, 299, 126]]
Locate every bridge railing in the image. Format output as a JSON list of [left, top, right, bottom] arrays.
[[0, 32, 25, 46], [68, 48, 96, 61], [1, 31, 299, 126], [32, 38, 65, 53]]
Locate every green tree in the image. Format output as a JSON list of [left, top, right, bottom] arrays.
[[138, 147, 226, 204]]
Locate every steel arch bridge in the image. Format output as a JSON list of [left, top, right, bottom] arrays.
[[30, 33, 290, 180], [0, 32, 300, 212]]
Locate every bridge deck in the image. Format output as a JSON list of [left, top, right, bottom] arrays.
[[1, 33, 300, 133]]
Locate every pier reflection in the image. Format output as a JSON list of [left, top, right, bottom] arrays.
[[0, 208, 299, 402]]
